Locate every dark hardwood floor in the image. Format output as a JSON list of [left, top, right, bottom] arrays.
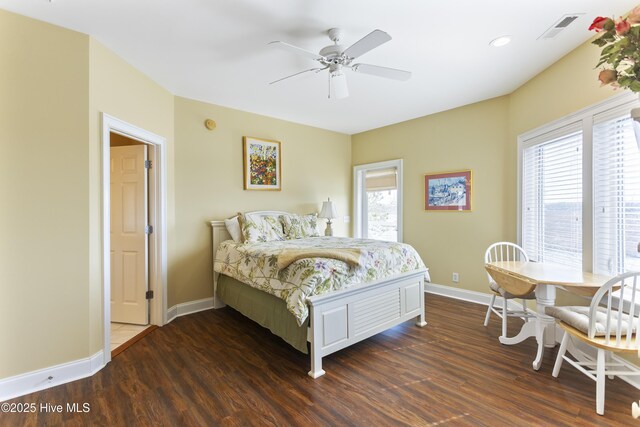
[[2, 294, 638, 426]]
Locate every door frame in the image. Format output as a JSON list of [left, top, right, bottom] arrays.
[[353, 159, 403, 242], [102, 113, 168, 365]]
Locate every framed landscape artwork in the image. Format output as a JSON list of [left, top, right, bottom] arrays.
[[424, 170, 472, 211], [243, 137, 281, 191]]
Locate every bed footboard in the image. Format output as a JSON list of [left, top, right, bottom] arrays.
[[306, 269, 427, 378]]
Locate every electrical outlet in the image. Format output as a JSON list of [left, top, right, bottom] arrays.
[[343, 216, 350, 223], [452, 272, 459, 283]]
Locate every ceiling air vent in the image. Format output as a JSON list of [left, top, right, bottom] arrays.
[[538, 14, 584, 40]]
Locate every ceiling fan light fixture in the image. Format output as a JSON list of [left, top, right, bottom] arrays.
[[329, 69, 349, 99], [489, 35, 512, 47]]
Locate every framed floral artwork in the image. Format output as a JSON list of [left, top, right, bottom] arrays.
[[424, 170, 472, 211], [243, 137, 281, 191]]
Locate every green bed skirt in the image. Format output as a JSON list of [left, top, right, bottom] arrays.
[[217, 274, 309, 354]]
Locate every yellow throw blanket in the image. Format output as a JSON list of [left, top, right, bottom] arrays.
[[277, 248, 362, 270]]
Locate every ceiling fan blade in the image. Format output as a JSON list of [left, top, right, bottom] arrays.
[[268, 41, 324, 61], [269, 67, 326, 85], [342, 29, 391, 59], [329, 71, 349, 99], [351, 63, 412, 81]]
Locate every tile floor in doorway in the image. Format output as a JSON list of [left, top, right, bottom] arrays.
[[110, 322, 149, 352]]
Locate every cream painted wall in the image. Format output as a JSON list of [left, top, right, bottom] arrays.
[[88, 39, 175, 354], [172, 97, 351, 305], [0, 11, 90, 378], [352, 97, 510, 292], [509, 42, 618, 139]]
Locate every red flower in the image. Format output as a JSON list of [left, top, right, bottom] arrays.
[[616, 18, 631, 35], [589, 16, 613, 32]]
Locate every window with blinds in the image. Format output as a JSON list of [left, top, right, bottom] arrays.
[[365, 167, 398, 241], [522, 129, 583, 268], [593, 111, 640, 275]]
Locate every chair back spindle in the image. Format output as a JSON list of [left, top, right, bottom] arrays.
[[485, 242, 529, 283], [588, 272, 640, 349]]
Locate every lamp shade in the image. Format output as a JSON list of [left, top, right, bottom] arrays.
[[319, 198, 338, 219]]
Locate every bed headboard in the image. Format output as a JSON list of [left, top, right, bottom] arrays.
[[209, 211, 291, 308]]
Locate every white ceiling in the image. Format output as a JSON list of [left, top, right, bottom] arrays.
[[1, 0, 637, 134]]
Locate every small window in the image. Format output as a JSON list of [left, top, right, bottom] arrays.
[[354, 160, 403, 242]]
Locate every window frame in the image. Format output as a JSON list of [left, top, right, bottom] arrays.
[[353, 159, 403, 242], [517, 91, 638, 272]]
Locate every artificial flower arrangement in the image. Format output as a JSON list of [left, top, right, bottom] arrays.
[[590, 6, 640, 91]]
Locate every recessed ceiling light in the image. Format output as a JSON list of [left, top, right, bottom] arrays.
[[490, 36, 512, 47]]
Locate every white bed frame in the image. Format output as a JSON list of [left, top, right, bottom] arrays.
[[210, 211, 427, 378]]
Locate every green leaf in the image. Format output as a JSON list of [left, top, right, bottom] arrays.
[[630, 80, 640, 92], [592, 38, 608, 47], [618, 76, 633, 85], [608, 44, 622, 55], [601, 44, 615, 55]]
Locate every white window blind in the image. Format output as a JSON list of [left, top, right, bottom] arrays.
[[593, 110, 640, 275], [522, 128, 583, 267]]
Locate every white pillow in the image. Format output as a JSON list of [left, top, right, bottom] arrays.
[[224, 216, 242, 243]]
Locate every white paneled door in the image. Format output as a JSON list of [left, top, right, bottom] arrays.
[[110, 145, 149, 325]]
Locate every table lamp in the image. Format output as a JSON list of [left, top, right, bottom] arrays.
[[318, 198, 338, 236]]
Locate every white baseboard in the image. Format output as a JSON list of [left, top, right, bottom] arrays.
[[0, 351, 104, 402], [166, 297, 214, 323], [426, 282, 523, 311], [166, 305, 178, 323]]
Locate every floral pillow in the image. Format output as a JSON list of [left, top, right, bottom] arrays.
[[240, 213, 285, 243], [281, 213, 320, 239]]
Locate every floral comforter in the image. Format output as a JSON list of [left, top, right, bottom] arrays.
[[213, 237, 428, 326]]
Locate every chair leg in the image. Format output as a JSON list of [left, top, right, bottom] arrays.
[[552, 332, 569, 378], [484, 294, 495, 327], [605, 351, 614, 380], [596, 348, 605, 415], [501, 298, 508, 338]]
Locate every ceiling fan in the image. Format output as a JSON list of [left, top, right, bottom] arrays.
[[268, 28, 411, 99]]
